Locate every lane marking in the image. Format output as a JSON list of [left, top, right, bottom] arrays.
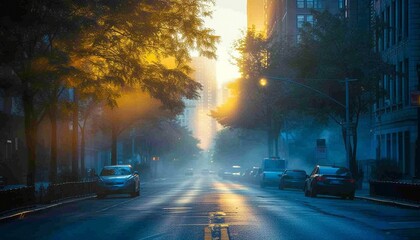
[[204, 212, 230, 240], [96, 198, 138, 213]]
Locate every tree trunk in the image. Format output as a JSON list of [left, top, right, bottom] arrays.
[[72, 88, 79, 180], [111, 126, 118, 165], [22, 90, 36, 187], [49, 102, 58, 183], [350, 124, 358, 179], [80, 125, 86, 179]]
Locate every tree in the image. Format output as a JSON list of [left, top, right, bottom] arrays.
[[0, 0, 218, 184], [287, 10, 389, 177], [213, 128, 265, 167], [100, 89, 167, 165], [73, 0, 218, 165], [211, 29, 288, 157], [0, 0, 93, 186], [136, 120, 202, 167]]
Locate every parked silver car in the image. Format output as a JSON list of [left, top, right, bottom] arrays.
[[96, 165, 140, 198]]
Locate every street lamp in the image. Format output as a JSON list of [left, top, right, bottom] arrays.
[[259, 78, 272, 157], [261, 76, 356, 173], [259, 78, 268, 87]]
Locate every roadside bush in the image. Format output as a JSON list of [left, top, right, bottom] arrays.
[[371, 159, 402, 181]]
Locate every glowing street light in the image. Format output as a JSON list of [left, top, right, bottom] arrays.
[[259, 78, 268, 87]]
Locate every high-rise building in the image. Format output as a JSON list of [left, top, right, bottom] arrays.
[[254, 0, 420, 178], [178, 57, 218, 150], [264, 0, 343, 43], [372, 0, 419, 177], [247, 0, 266, 34]]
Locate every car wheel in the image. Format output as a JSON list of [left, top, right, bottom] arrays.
[[348, 192, 355, 200], [310, 188, 317, 197], [304, 188, 309, 197], [279, 183, 284, 190], [130, 186, 138, 198]]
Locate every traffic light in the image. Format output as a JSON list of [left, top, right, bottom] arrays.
[[411, 91, 420, 106]]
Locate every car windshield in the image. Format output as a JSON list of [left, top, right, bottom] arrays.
[[264, 160, 284, 171], [100, 167, 131, 176], [319, 167, 351, 176], [287, 171, 306, 177]]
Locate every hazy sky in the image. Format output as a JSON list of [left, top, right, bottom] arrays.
[[206, 0, 247, 88]]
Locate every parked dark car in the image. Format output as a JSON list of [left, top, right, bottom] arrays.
[[279, 169, 307, 190], [304, 165, 356, 200], [96, 165, 140, 198]]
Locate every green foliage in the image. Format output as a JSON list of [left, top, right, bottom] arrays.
[[289, 10, 388, 120], [213, 128, 265, 167], [0, 0, 218, 184], [135, 120, 202, 166]]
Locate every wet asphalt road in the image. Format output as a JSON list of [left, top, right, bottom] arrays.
[[1, 175, 419, 240]]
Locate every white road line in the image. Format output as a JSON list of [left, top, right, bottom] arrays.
[[95, 198, 138, 213]]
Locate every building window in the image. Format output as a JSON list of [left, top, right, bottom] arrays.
[[398, 132, 403, 171], [397, 61, 402, 104], [392, 133, 397, 161], [297, 15, 305, 29], [306, 15, 314, 25], [297, 15, 313, 29], [404, 131, 410, 174], [297, 0, 304, 8], [307, 0, 314, 8], [404, 0, 408, 38], [397, 0, 402, 42], [314, 0, 324, 9], [391, 0, 396, 46], [338, 0, 344, 9], [403, 58, 409, 106], [381, 11, 385, 51], [391, 65, 396, 105], [386, 6, 390, 49]]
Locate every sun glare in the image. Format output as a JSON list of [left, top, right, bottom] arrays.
[[206, 0, 247, 88]]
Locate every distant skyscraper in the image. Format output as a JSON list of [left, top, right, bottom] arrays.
[[178, 57, 217, 150], [264, 0, 343, 43], [247, 0, 266, 35]]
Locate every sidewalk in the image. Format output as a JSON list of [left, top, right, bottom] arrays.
[[0, 181, 151, 223], [0, 195, 96, 223], [355, 182, 420, 209]]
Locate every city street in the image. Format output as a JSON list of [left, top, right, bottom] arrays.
[[1, 175, 419, 240]]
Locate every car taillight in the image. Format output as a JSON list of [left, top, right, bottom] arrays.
[[345, 179, 355, 183], [316, 176, 326, 182]]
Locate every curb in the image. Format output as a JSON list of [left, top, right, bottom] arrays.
[[0, 195, 96, 223], [355, 196, 420, 210]]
